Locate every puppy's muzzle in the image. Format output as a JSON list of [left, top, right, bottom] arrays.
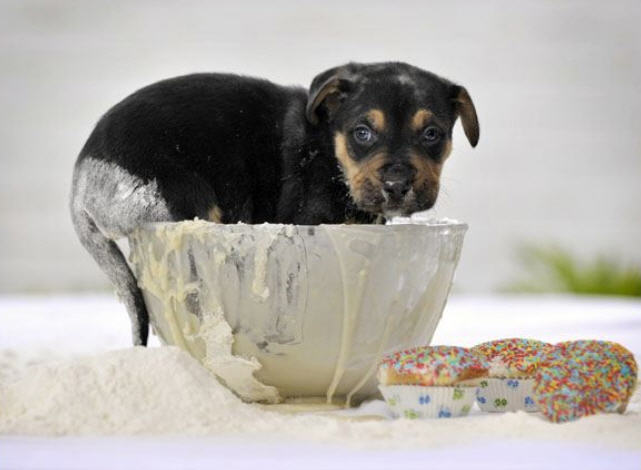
[[382, 163, 415, 203]]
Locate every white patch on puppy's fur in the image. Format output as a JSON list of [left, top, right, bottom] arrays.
[[71, 158, 170, 239]]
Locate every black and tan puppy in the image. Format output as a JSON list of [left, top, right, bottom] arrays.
[[70, 62, 479, 346]]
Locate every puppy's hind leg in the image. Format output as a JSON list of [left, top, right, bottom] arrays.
[[71, 208, 151, 345], [70, 158, 173, 346]]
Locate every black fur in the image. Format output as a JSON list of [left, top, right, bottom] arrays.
[[78, 73, 371, 225]]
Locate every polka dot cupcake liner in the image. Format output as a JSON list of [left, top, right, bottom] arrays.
[[379, 385, 476, 419], [475, 378, 538, 412], [378, 339, 637, 422]]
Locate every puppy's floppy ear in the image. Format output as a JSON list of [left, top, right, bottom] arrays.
[[451, 85, 479, 147], [306, 65, 356, 125]]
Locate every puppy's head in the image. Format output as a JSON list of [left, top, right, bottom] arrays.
[[306, 62, 479, 217]]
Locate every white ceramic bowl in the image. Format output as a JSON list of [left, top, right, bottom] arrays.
[[128, 219, 467, 403]]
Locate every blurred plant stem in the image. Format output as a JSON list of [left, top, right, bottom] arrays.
[[504, 245, 641, 297]]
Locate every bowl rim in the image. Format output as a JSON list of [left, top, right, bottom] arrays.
[[135, 219, 469, 233]]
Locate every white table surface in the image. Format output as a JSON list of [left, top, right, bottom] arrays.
[[1, 294, 640, 470]]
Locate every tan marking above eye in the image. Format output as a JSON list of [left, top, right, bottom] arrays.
[[410, 109, 434, 132], [365, 109, 386, 133]]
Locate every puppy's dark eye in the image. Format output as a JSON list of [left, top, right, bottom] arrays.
[[421, 126, 442, 145], [353, 125, 375, 145]]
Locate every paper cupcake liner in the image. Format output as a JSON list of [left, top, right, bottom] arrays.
[[475, 378, 538, 412], [379, 385, 476, 419]]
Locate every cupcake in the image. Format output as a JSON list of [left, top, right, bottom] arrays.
[[377, 345, 488, 419], [533, 340, 638, 423], [471, 338, 554, 412]]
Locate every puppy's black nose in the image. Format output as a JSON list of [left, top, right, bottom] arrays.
[[383, 180, 411, 199]]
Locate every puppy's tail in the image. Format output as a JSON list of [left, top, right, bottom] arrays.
[[69, 166, 149, 346]]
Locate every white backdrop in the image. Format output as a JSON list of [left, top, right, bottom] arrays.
[[1, 0, 640, 292]]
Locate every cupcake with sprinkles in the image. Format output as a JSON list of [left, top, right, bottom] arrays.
[[377, 345, 487, 419], [534, 340, 638, 423], [471, 338, 554, 412]]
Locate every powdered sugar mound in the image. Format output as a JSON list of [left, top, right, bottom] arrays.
[[0, 347, 252, 435], [1, 346, 640, 450], [0, 347, 351, 439]]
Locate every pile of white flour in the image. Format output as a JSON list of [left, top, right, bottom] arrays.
[[1, 346, 640, 449]]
